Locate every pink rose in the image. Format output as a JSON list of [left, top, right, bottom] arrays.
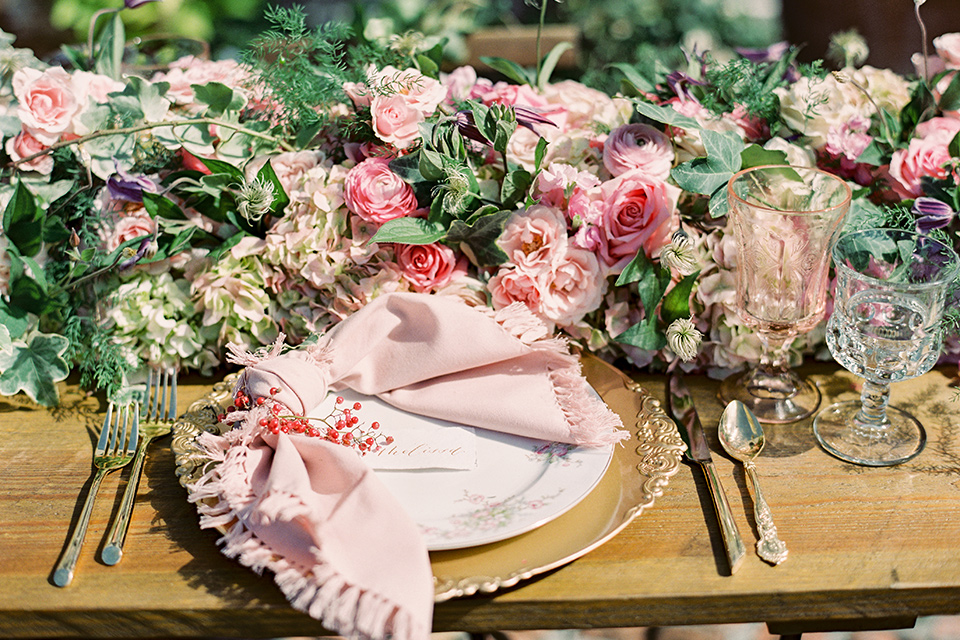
[[72, 71, 125, 104], [538, 247, 605, 326], [934, 33, 960, 68], [5, 129, 53, 174], [602, 123, 674, 180], [536, 162, 600, 208], [598, 169, 680, 271], [498, 204, 569, 272], [370, 94, 423, 149], [345, 156, 419, 224], [888, 136, 955, 199], [915, 116, 960, 142], [442, 66, 478, 102], [104, 210, 156, 252], [343, 81, 371, 107], [13, 67, 81, 144], [395, 242, 460, 292], [488, 266, 543, 312]]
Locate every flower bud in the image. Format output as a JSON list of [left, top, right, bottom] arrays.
[[665, 317, 702, 362]]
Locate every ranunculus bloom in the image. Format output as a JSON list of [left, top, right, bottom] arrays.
[[13, 67, 82, 144], [602, 123, 674, 180], [5, 129, 53, 174], [370, 94, 423, 149], [498, 204, 568, 272], [598, 170, 680, 271], [344, 156, 418, 224], [395, 242, 459, 292], [538, 247, 605, 326]]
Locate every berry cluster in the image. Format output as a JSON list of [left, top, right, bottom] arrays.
[[220, 386, 394, 455]]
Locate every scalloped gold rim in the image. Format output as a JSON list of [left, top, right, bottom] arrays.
[[171, 354, 686, 602]]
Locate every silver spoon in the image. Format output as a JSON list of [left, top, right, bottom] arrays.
[[718, 400, 788, 565]]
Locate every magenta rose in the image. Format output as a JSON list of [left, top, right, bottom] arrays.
[[345, 157, 419, 224], [13, 67, 82, 144], [370, 94, 423, 149], [395, 242, 460, 293], [602, 123, 674, 180], [598, 169, 680, 271]]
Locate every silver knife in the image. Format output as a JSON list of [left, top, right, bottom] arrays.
[[668, 373, 746, 574]]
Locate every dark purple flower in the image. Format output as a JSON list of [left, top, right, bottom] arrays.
[[736, 41, 791, 64], [455, 105, 556, 146], [107, 167, 159, 203], [912, 197, 955, 234], [664, 71, 706, 103], [124, 0, 161, 8], [118, 237, 154, 270]]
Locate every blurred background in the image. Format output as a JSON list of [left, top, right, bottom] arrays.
[[2, 0, 960, 86]]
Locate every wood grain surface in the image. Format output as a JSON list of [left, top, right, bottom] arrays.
[[1, 362, 959, 638]]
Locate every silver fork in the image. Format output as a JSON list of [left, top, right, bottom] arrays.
[[101, 368, 177, 565], [53, 402, 139, 587]]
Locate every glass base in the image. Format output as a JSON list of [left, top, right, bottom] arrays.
[[718, 371, 821, 424], [813, 401, 927, 466]]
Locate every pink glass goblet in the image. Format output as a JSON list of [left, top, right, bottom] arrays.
[[718, 165, 851, 423]]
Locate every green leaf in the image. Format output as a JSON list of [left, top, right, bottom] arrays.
[[3, 182, 43, 258], [708, 183, 730, 219], [192, 82, 247, 116], [42, 215, 71, 245], [0, 299, 29, 341], [537, 41, 574, 90], [615, 317, 667, 351], [256, 160, 291, 218], [142, 191, 187, 220], [199, 157, 245, 181], [616, 250, 671, 317], [479, 56, 533, 86], [672, 130, 743, 196], [609, 63, 655, 94], [445, 209, 512, 266], [501, 168, 533, 209], [121, 76, 171, 122], [949, 131, 960, 159], [419, 148, 446, 181], [660, 271, 700, 325], [93, 11, 124, 80], [534, 136, 548, 173], [937, 70, 960, 113], [633, 100, 700, 129], [856, 139, 890, 166], [416, 53, 439, 79], [0, 333, 71, 407], [0, 325, 10, 358], [370, 217, 446, 245], [900, 81, 936, 137], [739, 144, 787, 170]]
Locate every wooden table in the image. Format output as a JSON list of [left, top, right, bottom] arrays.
[[2, 362, 959, 638]]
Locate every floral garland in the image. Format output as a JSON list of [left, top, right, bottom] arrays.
[[0, 3, 958, 406]]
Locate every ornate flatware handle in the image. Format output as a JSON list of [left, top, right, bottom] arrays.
[[700, 460, 746, 574], [744, 460, 788, 565]]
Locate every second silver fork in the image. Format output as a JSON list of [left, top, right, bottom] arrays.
[[101, 368, 178, 565]]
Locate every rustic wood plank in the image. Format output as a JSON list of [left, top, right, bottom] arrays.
[[1, 364, 959, 637]]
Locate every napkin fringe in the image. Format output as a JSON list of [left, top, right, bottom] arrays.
[[494, 301, 628, 447], [188, 419, 428, 640]]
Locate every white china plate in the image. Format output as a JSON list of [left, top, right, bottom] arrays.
[[315, 389, 615, 551]]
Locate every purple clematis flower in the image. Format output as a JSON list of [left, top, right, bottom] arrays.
[[912, 197, 955, 234], [124, 0, 161, 8], [455, 105, 556, 146], [107, 166, 160, 203]]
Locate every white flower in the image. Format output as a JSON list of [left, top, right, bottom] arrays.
[[659, 231, 700, 276], [666, 317, 703, 362]]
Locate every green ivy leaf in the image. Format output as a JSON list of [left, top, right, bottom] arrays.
[[479, 56, 533, 86], [633, 100, 700, 129], [672, 130, 743, 197], [446, 209, 512, 266], [0, 325, 10, 358], [0, 333, 71, 407], [616, 250, 671, 317], [708, 183, 730, 219], [740, 144, 787, 170], [660, 271, 701, 325], [0, 299, 29, 341], [3, 182, 43, 257], [192, 82, 247, 116], [143, 191, 187, 220], [856, 139, 890, 166], [370, 217, 446, 245], [501, 168, 532, 209], [615, 317, 667, 351]]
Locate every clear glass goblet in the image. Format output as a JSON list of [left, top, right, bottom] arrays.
[[718, 165, 851, 423], [813, 228, 960, 466]]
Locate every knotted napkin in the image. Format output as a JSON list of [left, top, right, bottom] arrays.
[[188, 292, 627, 640]]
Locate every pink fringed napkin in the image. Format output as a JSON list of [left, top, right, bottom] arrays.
[[188, 293, 628, 640]]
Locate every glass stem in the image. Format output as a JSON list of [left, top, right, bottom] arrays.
[[853, 380, 891, 436], [744, 333, 800, 398]]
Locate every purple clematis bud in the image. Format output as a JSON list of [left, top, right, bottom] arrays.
[[124, 0, 161, 8], [107, 167, 160, 203], [455, 105, 556, 146], [912, 197, 955, 234]]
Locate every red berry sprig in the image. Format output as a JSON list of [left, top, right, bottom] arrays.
[[218, 386, 393, 455]]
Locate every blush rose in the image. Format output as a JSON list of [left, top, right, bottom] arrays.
[[370, 94, 423, 149], [395, 242, 460, 292], [13, 67, 82, 144], [598, 169, 680, 271], [498, 204, 569, 272]]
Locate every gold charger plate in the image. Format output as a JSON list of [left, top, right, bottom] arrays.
[[172, 352, 686, 602]]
